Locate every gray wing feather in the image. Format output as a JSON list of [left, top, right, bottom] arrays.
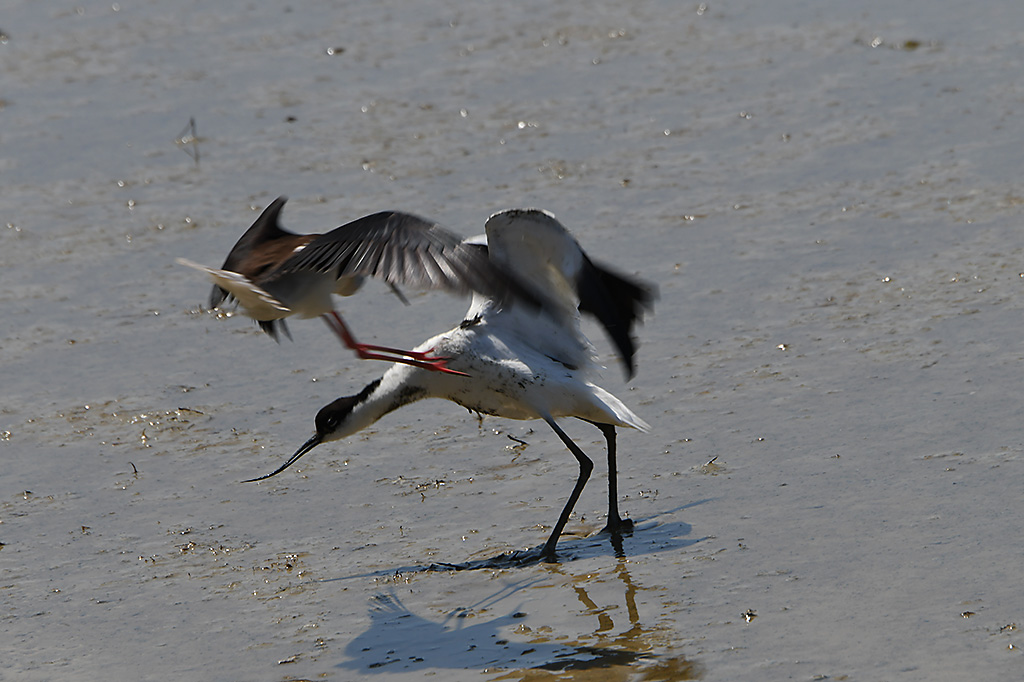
[[267, 212, 520, 301]]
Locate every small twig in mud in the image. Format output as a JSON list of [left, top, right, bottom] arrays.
[[507, 434, 529, 447], [175, 117, 200, 165]]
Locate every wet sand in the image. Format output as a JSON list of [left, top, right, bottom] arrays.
[[2, 0, 1022, 679]]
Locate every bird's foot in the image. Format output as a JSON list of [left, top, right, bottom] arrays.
[[598, 516, 634, 536]]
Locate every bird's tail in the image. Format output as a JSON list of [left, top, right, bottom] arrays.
[[177, 258, 290, 319], [587, 383, 651, 432]]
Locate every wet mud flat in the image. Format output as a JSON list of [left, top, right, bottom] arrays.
[[2, 0, 1023, 679]]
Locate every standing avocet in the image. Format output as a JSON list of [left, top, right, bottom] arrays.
[[247, 208, 657, 563]]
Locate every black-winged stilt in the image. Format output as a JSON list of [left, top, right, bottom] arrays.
[[178, 197, 532, 374], [247, 208, 656, 563]]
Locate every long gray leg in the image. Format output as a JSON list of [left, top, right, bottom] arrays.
[[589, 422, 633, 535], [541, 417, 594, 562]]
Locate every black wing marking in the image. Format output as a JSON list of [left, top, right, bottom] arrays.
[[458, 235, 655, 378], [577, 255, 658, 380]]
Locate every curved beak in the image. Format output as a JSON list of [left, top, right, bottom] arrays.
[[243, 432, 322, 483]]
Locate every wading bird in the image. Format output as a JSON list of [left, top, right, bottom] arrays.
[[247, 208, 656, 562], [179, 197, 532, 374]]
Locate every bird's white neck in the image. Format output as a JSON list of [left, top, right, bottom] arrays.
[[319, 364, 431, 443]]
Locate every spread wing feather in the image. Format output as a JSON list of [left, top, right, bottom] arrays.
[[269, 211, 523, 302]]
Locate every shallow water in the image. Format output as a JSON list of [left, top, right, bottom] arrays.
[[2, 0, 1023, 679]]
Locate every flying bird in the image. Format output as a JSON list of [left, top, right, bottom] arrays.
[[179, 197, 532, 374], [247, 208, 657, 562]]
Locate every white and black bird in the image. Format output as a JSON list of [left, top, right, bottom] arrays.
[[179, 197, 532, 374], [247, 208, 657, 563]]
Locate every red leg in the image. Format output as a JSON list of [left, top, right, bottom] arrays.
[[321, 312, 468, 376]]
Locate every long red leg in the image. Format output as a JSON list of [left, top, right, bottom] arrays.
[[321, 311, 468, 376]]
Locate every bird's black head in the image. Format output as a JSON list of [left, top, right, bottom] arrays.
[[314, 394, 360, 439], [316, 377, 382, 438]]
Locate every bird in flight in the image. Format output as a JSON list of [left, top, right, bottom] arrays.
[[179, 197, 533, 374]]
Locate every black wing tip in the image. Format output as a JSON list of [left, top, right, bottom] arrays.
[[637, 279, 659, 310], [258, 318, 292, 342], [577, 257, 657, 381], [216, 196, 293, 271], [251, 196, 289, 236], [258, 195, 288, 221]]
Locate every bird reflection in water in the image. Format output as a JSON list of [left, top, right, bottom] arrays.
[[341, 559, 701, 680]]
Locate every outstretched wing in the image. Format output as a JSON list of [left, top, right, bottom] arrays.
[[484, 208, 656, 379], [267, 211, 527, 306]]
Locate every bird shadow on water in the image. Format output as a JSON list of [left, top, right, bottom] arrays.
[[427, 515, 704, 573], [333, 509, 708, 679], [333, 502, 710, 579], [337, 556, 704, 680]]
